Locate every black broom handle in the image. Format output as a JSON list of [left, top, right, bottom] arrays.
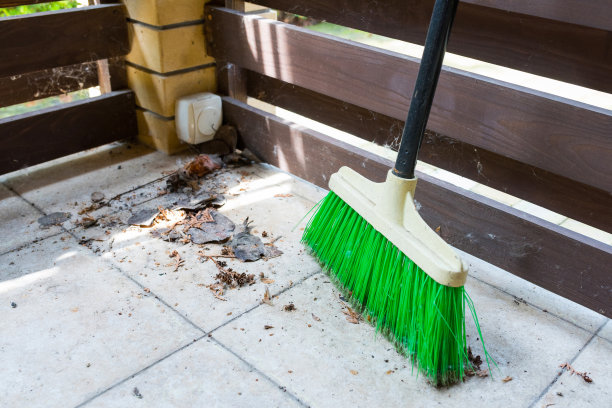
[[392, 0, 459, 179]]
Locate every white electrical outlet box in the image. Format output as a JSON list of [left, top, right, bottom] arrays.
[[175, 93, 222, 144]]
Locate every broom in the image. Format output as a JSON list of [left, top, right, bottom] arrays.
[[302, 0, 489, 386]]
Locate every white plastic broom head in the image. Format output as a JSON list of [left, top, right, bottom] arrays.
[[329, 166, 468, 287]]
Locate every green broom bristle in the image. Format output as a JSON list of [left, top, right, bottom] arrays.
[[302, 191, 485, 386]]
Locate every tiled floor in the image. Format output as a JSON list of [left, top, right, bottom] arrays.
[[1, 142, 610, 408]]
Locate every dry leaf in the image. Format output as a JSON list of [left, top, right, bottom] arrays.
[[559, 362, 593, 383], [311, 313, 321, 322], [273, 194, 293, 198], [184, 154, 221, 178], [207, 283, 226, 301], [350, 370, 358, 375], [169, 250, 184, 271], [386, 370, 395, 375], [476, 369, 489, 378], [502, 376, 513, 383], [261, 278, 275, 284], [262, 287, 273, 306], [264, 325, 274, 330], [342, 306, 360, 324]]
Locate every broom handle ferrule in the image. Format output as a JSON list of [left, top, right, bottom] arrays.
[[392, 0, 459, 179]]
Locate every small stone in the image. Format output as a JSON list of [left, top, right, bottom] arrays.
[[91, 192, 105, 202], [10, 302, 17, 308]]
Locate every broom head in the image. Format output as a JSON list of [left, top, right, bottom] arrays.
[[302, 166, 470, 385]]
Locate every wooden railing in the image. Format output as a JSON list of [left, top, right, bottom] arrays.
[[0, 0, 136, 174], [206, 1, 612, 317]]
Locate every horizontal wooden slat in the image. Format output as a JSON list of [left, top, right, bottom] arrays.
[[207, 8, 612, 194], [0, 62, 98, 108], [222, 96, 612, 318], [247, 72, 612, 233], [0, 4, 129, 78], [252, 0, 612, 93], [0, 90, 137, 174], [0, 0, 45, 6], [461, 0, 612, 31]]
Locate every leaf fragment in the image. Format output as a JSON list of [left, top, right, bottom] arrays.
[[262, 287, 273, 306]]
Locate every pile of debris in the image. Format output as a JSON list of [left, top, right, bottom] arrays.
[[124, 152, 283, 264]]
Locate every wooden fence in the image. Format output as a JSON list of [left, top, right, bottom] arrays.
[[0, 0, 136, 174], [206, 1, 612, 317]]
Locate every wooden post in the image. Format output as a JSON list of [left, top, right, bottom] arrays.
[[217, 1, 248, 101]]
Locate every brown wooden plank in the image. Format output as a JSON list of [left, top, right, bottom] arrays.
[[0, 90, 136, 174], [0, 0, 45, 6], [252, 0, 612, 93], [462, 0, 612, 31], [208, 8, 612, 193], [106, 56, 127, 90], [247, 71, 612, 233], [222, 96, 612, 318], [0, 62, 98, 108], [0, 4, 129, 78], [214, 0, 248, 101]]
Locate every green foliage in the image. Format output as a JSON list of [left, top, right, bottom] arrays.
[[0, 1, 78, 17], [0, 89, 90, 119], [302, 191, 493, 386]]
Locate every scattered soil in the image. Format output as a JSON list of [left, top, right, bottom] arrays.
[[467, 347, 483, 370], [208, 256, 254, 289], [283, 303, 296, 312], [465, 347, 488, 377]]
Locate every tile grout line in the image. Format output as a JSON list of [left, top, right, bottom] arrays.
[[7, 162, 320, 406], [527, 319, 607, 408], [72, 334, 208, 408], [0, 230, 65, 257], [206, 270, 322, 334], [1, 182, 46, 215], [72, 263, 319, 407], [71, 223, 320, 407], [468, 274, 602, 335], [210, 336, 310, 407]]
